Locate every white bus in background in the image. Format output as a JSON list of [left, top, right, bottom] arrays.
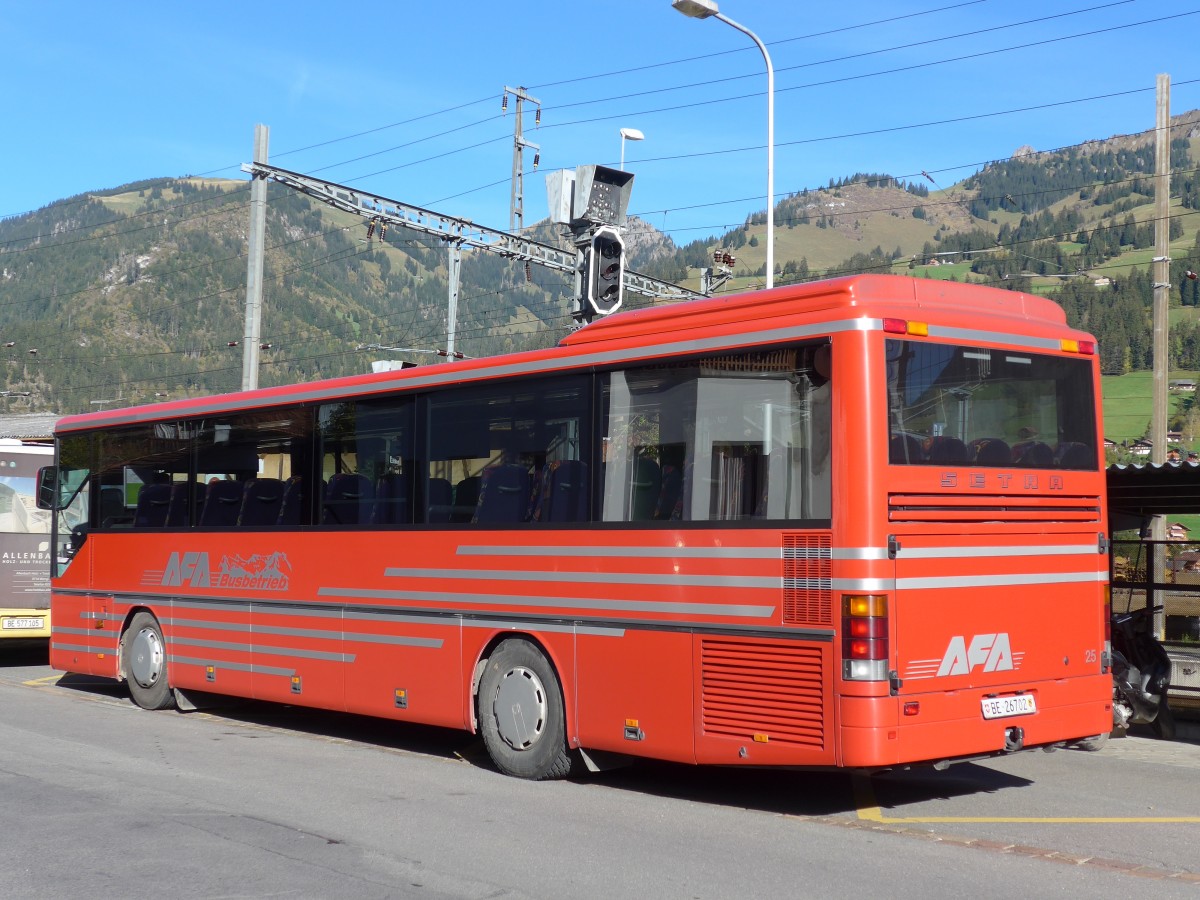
[[0, 441, 55, 643]]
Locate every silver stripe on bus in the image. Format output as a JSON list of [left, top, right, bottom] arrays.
[[169, 636, 355, 663], [897, 570, 1108, 590], [88, 591, 770, 629], [170, 654, 294, 677], [318, 587, 775, 618], [382, 567, 780, 590], [831, 578, 896, 591], [895, 544, 1100, 559], [164, 616, 444, 649], [457, 545, 782, 560], [51, 642, 91, 654], [465, 618, 626, 637], [164, 607, 619, 643], [52, 626, 94, 637], [830, 547, 888, 560]]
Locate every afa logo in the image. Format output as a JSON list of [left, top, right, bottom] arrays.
[[937, 633, 1016, 677], [162, 551, 291, 591]]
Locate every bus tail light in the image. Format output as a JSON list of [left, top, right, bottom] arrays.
[[842, 593, 889, 681], [1061, 338, 1095, 355]]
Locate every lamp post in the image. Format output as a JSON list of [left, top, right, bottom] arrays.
[[672, 0, 774, 289], [619, 127, 644, 170]]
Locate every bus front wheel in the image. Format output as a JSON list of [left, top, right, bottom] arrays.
[[478, 639, 575, 780], [123, 612, 176, 711]]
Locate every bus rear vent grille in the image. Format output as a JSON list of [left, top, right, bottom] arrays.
[[701, 639, 825, 747], [888, 493, 1101, 524], [783, 533, 832, 625]]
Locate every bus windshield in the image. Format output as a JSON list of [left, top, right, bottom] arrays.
[[886, 339, 1097, 469]]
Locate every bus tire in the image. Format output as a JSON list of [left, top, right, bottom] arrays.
[[123, 612, 175, 711], [478, 639, 575, 780], [1151, 700, 1176, 741], [1073, 732, 1109, 752]]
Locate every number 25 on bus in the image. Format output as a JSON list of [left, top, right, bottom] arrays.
[[38, 274, 1112, 779]]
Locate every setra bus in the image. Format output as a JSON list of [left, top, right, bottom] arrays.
[[0, 440, 55, 644], [38, 274, 1112, 778]]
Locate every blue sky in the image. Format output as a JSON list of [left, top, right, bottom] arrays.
[[2, 1, 1198, 245]]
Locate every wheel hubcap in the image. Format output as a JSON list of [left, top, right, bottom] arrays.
[[129, 627, 164, 688], [493, 666, 547, 751]]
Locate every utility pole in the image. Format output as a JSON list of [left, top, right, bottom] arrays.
[[242, 124, 269, 391], [503, 86, 540, 233], [1151, 73, 1171, 638], [446, 234, 463, 363]]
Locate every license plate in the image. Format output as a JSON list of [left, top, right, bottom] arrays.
[[2, 617, 44, 630], [981, 694, 1036, 719]]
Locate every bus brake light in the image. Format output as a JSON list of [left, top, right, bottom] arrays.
[[842, 594, 889, 681]]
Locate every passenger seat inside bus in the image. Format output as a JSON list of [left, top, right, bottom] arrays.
[[972, 437, 1011, 466], [276, 476, 307, 526], [473, 464, 531, 523], [888, 433, 925, 464], [322, 473, 374, 525], [533, 459, 587, 522], [372, 473, 410, 525], [239, 478, 286, 527], [134, 481, 172, 527], [451, 475, 481, 523], [924, 435, 969, 465], [630, 455, 661, 521], [426, 477, 453, 523], [166, 480, 204, 527], [99, 485, 127, 527], [200, 480, 246, 527], [1012, 440, 1054, 467]]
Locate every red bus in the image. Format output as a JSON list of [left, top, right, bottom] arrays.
[[40, 274, 1111, 778]]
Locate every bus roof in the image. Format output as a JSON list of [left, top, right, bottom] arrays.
[[54, 274, 1084, 436]]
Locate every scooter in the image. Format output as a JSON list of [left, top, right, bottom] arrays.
[[1080, 599, 1176, 749], [1108, 602, 1176, 741]]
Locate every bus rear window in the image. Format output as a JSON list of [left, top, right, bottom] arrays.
[[885, 339, 1097, 469]]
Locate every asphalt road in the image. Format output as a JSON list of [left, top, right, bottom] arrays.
[[2, 644, 1199, 899]]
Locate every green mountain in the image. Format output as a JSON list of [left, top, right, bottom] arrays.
[[6, 109, 1200, 420]]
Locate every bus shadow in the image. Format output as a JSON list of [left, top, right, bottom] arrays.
[[584, 759, 1031, 817], [44, 676, 1035, 816]]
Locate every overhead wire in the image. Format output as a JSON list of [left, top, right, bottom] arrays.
[[8, 5, 1198, 399]]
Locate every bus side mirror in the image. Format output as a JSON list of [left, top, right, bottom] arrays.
[[36, 466, 58, 510]]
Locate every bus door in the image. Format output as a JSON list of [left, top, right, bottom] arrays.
[[889, 530, 1107, 731]]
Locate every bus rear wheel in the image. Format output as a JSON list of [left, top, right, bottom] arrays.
[[478, 639, 575, 780], [123, 612, 175, 711]]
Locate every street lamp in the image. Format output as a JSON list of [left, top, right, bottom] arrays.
[[672, 0, 775, 289], [619, 127, 644, 170]]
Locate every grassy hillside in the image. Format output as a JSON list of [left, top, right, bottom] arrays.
[[1102, 371, 1198, 445]]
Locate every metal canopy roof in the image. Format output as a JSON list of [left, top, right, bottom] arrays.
[[1107, 462, 1200, 517]]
